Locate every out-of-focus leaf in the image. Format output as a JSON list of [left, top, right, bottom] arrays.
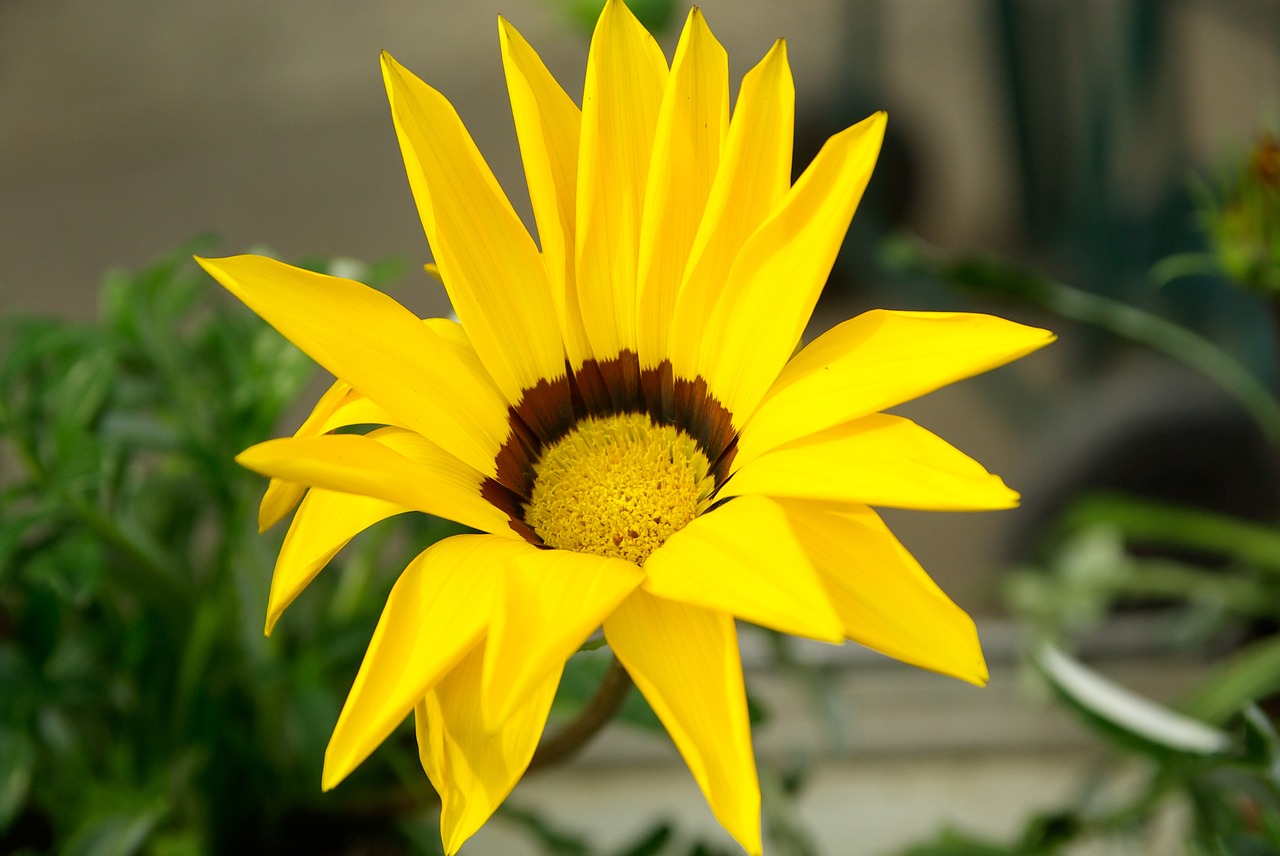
[[553, 0, 678, 35], [685, 842, 742, 856], [0, 731, 35, 832], [1065, 494, 1280, 575], [890, 829, 1018, 856], [1233, 705, 1280, 773], [1033, 643, 1231, 759], [1181, 636, 1280, 726], [62, 803, 165, 856], [760, 766, 818, 856], [883, 235, 1280, 444], [611, 823, 673, 856], [497, 804, 590, 856]]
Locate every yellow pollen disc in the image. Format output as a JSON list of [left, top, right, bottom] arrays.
[[525, 413, 716, 565]]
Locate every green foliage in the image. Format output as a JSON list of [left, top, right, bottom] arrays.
[[889, 181, 1280, 851], [542, 0, 679, 36], [1205, 134, 1280, 298], [0, 242, 452, 854], [882, 236, 1280, 444]]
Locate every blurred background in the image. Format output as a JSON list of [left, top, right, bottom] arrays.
[[3, 1, 1280, 854]]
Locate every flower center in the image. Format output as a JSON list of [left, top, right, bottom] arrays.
[[524, 412, 715, 565]]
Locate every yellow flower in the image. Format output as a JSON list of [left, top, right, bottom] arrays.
[[198, 2, 1053, 852]]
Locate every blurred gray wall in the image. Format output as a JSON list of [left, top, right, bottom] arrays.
[[4, 0, 1276, 318]]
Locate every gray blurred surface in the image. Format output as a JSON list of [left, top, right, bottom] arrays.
[[4, 0, 1276, 319]]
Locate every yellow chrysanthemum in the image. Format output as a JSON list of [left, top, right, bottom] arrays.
[[198, 3, 1053, 853]]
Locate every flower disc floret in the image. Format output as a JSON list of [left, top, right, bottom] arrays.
[[525, 413, 715, 564]]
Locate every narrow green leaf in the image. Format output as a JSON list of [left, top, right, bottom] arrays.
[[1033, 642, 1231, 758], [1181, 636, 1280, 725]]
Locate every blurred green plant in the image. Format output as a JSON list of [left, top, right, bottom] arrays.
[[1154, 133, 1280, 301], [884, 128, 1280, 854], [543, 0, 678, 36], [0, 240, 467, 855]]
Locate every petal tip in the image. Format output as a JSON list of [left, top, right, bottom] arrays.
[[233, 446, 262, 472], [320, 758, 343, 793]]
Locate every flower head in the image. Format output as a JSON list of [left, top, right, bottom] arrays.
[[198, 2, 1053, 852]]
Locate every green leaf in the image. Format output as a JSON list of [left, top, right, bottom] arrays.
[[1033, 643, 1232, 759], [0, 730, 35, 832], [62, 804, 165, 856], [1064, 494, 1280, 576], [611, 823, 673, 856], [883, 236, 1280, 444], [890, 829, 1019, 856], [1181, 635, 1280, 725], [496, 804, 590, 856]]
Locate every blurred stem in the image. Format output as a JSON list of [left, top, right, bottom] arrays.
[[529, 657, 631, 772], [884, 235, 1280, 444]]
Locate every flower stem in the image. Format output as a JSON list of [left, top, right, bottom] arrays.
[[530, 656, 632, 772]]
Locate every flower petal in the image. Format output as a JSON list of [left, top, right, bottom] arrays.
[[258, 378, 355, 532], [259, 479, 308, 535], [635, 8, 728, 368], [499, 18, 592, 368], [260, 378, 408, 531], [322, 534, 536, 790], [575, 0, 668, 359], [780, 498, 988, 685], [236, 428, 516, 537], [265, 489, 407, 636], [721, 413, 1019, 510], [604, 591, 761, 856], [381, 52, 568, 412], [643, 494, 843, 642], [483, 547, 643, 727], [698, 112, 886, 425], [197, 254, 508, 476], [415, 643, 562, 856], [737, 310, 1055, 467], [667, 40, 793, 382]]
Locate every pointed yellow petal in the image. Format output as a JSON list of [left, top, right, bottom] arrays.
[[236, 428, 516, 537], [635, 8, 728, 368], [314, 395, 395, 433], [604, 591, 761, 855], [197, 254, 508, 476], [722, 413, 1019, 510], [575, 0, 668, 359], [381, 53, 567, 406], [415, 643, 562, 855], [265, 489, 407, 636], [499, 17, 592, 367], [259, 479, 307, 534], [483, 548, 643, 727], [780, 499, 988, 685], [699, 112, 887, 424], [643, 494, 843, 642], [667, 40, 793, 381], [258, 378, 355, 532], [259, 386, 400, 531], [323, 534, 536, 790], [738, 310, 1055, 468]]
